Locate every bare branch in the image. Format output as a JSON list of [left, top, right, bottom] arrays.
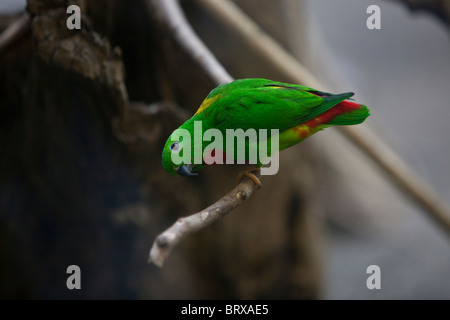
[[340, 125, 450, 234], [149, 172, 261, 267], [0, 13, 31, 54], [196, 0, 450, 236], [196, 0, 323, 89], [149, 0, 232, 86]]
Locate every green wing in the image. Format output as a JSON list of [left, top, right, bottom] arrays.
[[197, 79, 352, 132]]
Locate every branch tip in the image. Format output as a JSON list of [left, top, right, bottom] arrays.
[[156, 235, 169, 248]]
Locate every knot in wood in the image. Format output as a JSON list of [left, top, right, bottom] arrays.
[[237, 190, 248, 201], [156, 235, 168, 248]]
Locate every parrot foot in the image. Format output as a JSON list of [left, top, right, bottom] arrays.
[[237, 168, 262, 189]]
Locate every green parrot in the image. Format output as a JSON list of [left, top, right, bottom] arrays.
[[161, 78, 370, 177]]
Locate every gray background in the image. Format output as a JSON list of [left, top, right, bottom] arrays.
[[303, 0, 450, 299]]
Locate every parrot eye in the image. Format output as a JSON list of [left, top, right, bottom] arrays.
[[170, 142, 180, 153]]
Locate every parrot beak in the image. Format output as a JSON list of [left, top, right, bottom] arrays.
[[176, 164, 198, 177]]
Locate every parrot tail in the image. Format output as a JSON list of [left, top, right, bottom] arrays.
[[308, 91, 370, 127], [327, 100, 370, 126]]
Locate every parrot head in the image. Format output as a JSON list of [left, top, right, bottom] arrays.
[[161, 128, 198, 177]]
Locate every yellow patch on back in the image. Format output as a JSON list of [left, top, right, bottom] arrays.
[[270, 85, 287, 90], [194, 94, 221, 115]]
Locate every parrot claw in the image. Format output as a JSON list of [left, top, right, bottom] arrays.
[[237, 168, 262, 189]]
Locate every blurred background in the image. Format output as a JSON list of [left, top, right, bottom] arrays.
[[0, 0, 449, 299]]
